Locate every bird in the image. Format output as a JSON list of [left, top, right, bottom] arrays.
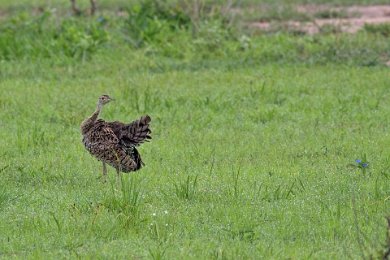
[[81, 95, 151, 177]]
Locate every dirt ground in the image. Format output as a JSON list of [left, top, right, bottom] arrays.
[[251, 5, 390, 34]]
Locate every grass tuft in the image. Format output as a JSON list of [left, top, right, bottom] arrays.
[[173, 175, 198, 200], [103, 176, 144, 227]]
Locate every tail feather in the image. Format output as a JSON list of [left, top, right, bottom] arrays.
[[132, 147, 144, 171], [122, 115, 152, 146]]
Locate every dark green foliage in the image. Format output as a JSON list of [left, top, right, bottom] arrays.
[[0, 11, 108, 61], [123, 0, 191, 48], [55, 18, 109, 60]]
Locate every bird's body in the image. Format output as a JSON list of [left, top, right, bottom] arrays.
[[81, 95, 151, 176]]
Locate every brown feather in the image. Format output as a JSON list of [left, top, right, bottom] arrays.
[[81, 100, 151, 173]]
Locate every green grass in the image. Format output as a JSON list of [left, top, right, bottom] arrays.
[[0, 1, 390, 259], [1, 60, 389, 258]]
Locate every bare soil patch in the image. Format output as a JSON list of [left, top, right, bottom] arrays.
[[251, 5, 390, 34]]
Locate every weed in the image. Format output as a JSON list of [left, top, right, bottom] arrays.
[[123, 0, 191, 48], [148, 242, 168, 260], [149, 220, 171, 242], [353, 154, 369, 174], [228, 227, 256, 242], [49, 211, 63, 233], [364, 23, 390, 37], [173, 175, 198, 200], [56, 18, 109, 60], [319, 24, 343, 34], [255, 178, 306, 202], [103, 176, 144, 226], [314, 9, 350, 19]]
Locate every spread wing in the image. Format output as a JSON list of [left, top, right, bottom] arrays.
[[82, 116, 151, 173], [107, 115, 152, 148]]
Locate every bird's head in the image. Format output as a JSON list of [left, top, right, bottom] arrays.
[[98, 94, 114, 106]]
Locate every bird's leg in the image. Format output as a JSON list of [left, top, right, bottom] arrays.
[[116, 167, 122, 185], [113, 150, 122, 184], [102, 162, 107, 182]]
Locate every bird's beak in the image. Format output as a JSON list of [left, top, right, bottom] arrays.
[[110, 98, 115, 101]]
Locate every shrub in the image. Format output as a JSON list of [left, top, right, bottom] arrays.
[[0, 10, 109, 61], [122, 0, 191, 48]]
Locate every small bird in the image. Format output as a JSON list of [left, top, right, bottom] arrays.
[[81, 95, 151, 177]]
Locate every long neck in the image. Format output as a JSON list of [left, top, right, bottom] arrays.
[[90, 102, 103, 122], [81, 102, 103, 134]]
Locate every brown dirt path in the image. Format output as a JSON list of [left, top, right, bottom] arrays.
[[251, 5, 390, 34]]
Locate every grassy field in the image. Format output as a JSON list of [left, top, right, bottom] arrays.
[[1, 0, 390, 259]]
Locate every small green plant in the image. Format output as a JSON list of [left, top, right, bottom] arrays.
[[148, 242, 168, 260], [354, 154, 369, 174], [255, 178, 305, 202], [364, 23, 390, 37], [149, 220, 170, 242], [319, 24, 342, 35], [314, 9, 349, 19], [173, 175, 198, 200], [192, 19, 234, 58], [103, 176, 144, 224]]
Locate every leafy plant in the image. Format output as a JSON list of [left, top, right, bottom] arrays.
[[355, 154, 369, 174], [0, 11, 109, 61], [123, 0, 191, 48], [55, 18, 109, 60]]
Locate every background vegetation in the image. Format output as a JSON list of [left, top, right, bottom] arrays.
[[0, 0, 389, 258]]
